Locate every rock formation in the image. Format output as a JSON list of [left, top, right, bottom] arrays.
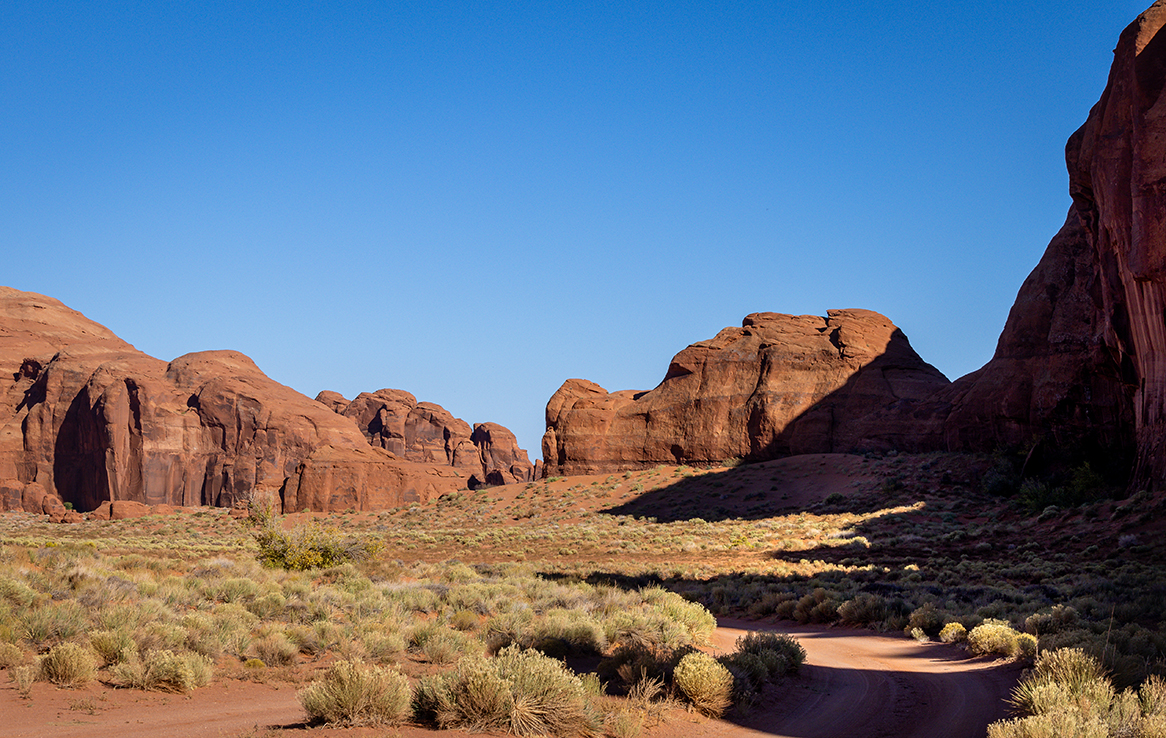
[[542, 309, 950, 476], [0, 287, 464, 514], [317, 389, 535, 487]]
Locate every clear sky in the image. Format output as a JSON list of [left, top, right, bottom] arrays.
[[2, 1, 1150, 460]]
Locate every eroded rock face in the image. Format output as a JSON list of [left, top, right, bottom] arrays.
[[542, 309, 950, 476], [0, 286, 458, 513], [1061, 0, 1166, 487], [317, 389, 535, 487]]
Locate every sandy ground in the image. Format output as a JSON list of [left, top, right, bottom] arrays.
[[1, 618, 1020, 738]]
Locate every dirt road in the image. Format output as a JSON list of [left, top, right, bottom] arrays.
[[696, 619, 1022, 738]]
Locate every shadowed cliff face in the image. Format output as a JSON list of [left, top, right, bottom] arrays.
[[1063, 0, 1166, 488]]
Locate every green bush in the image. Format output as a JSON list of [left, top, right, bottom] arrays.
[[674, 651, 733, 717], [38, 642, 96, 687], [299, 659, 412, 726]]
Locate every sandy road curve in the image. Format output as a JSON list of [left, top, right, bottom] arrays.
[[697, 619, 1023, 738]]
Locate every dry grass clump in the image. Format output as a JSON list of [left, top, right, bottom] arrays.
[[673, 651, 733, 717], [111, 649, 213, 692], [414, 645, 600, 736], [38, 641, 97, 687], [252, 630, 298, 666], [299, 659, 412, 726], [989, 649, 1166, 738], [88, 628, 136, 666]]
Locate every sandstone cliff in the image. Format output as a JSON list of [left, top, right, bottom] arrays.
[[0, 287, 464, 514], [315, 389, 534, 487], [542, 309, 950, 476]]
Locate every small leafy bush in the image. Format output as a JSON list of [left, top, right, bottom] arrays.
[[38, 642, 97, 687], [299, 659, 412, 726], [674, 651, 733, 717]]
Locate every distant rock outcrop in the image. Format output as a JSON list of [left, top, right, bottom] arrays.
[[0, 287, 463, 514], [317, 389, 535, 487], [542, 309, 950, 476]]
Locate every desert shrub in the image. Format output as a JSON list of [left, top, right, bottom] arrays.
[[604, 608, 691, 651], [1016, 633, 1039, 662], [253, 518, 381, 571], [837, 593, 888, 626], [969, 619, 1021, 657], [0, 641, 24, 668], [89, 629, 136, 666], [422, 628, 478, 665], [38, 642, 97, 687], [112, 649, 213, 693], [1025, 605, 1079, 636], [1010, 648, 1110, 715], [448, 608, 480, 631], [674, 651, 733, 717], [414, 657, 511, 733], [299, 660, 412, 727], [10, 664, 35, 698], [735, 631, 805, 674], [493, 645, 601, 736], [1143, 675, 1166, 717], [0, 576, 39, 607], [792, 588, 840, 624], [253, 631, 298, 666], [990, 648, 1166, 738], [416, 646, 599, 736], [597, 642, 692, 692], [363, 631, 407, 664], [510, 609, 607, 658], [940, 622, 967, 643], [908, 603, 945, 638], [640, 587, 716, 645], [604, 707, 644, 738]]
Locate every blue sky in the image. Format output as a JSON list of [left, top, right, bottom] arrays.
[[2, 1, 1149, 458]]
